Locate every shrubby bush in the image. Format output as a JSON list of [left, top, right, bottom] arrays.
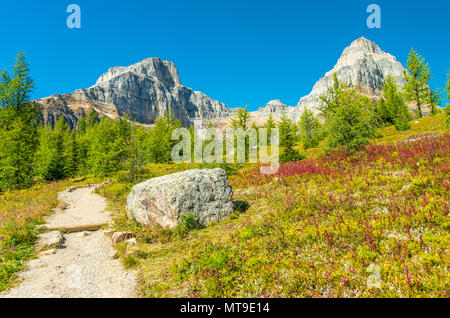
[[279, 148, 305, 163], [173, 213, 202, 238]]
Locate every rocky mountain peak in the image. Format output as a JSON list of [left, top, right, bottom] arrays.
[[94, 57, 181, 88], [36, 57, 230, 127], [260, 99, 285, 111], [297, 36, 406, 112], [260, 99, 292, 113], [266, 99, 284, 106], [340, 36, 383, 57], [249, 99, 298, 125]]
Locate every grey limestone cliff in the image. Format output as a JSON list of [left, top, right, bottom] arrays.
[[297, 37, 406, 113], [36, 58, 231, 127]]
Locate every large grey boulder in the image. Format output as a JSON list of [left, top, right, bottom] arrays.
[[126, 168, 233, 229]]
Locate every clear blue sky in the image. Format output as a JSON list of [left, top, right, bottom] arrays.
[[1, 0, 449, 111]]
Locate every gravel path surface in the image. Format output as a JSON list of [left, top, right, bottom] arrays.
[[0, 185, 137, 298]]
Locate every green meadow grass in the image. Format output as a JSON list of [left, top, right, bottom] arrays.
[[99, 115, 449, 298], [1, 114, 448, 297]]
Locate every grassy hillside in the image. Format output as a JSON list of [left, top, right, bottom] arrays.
[[0, 114, 448, 296], [299, 112, 448, 158], [376, 113, 448, 145], [97, 114, 449, 298]]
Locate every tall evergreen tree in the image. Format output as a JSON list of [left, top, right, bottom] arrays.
[[299, 107, 322, 149], [264, 113, 276, 145], [0, 53, 35, 110], [36, 117, 70, 181], [121, 123, 146, 182], [0, 53, 40, 190], [231, 105, 250, 130], [75, 108, 99, 174], [250, 121, 259, 144], [144, 109, 181, 163], [327, 94, 378, 152], [88, 117, 131, 176], [319, 75, 378, 152], [229, 106, 253, 161], [426, 88, 443, 116], [403, 49, 432, 118], [278, 112, 303, 162], [378, 76, 412, 130], [318, 73, 348, 117], [278, 112, 298, 148], [77, 107, 99, 133], [65, 130, 79, 177]]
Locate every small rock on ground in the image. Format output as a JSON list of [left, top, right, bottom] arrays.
[[38, 231, 64, 249], [112, 232, 136, 245]]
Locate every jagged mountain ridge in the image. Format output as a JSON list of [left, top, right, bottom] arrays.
[[36, 57, 231, 127], [37, 37, 408, 128]]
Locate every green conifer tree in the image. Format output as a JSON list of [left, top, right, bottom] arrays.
[[278, 112, 303, 162], [379, 76, 412, 130], [229, 106, 252, 161], [318, 73, 348, 117], [75, 108, 99, 174], [145, 109, 181, 163], [231, 105, 250, 130], [403, 49, 432, 118], [88, 117, 131, 176], [0, 53, 40, 190], [264, 113, 276, 145], [299, 107, 322, 149], [278, 112, 298, 148], [65, 130, 79, 177], [120, 123, 146, 182], [319, 75, 378, 151], [426, 88, 443, 116], [36, 117, 70, 181], [327, 94, 378, 152]]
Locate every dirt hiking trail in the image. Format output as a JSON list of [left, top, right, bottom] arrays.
[[1, 185, 137, 298]]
